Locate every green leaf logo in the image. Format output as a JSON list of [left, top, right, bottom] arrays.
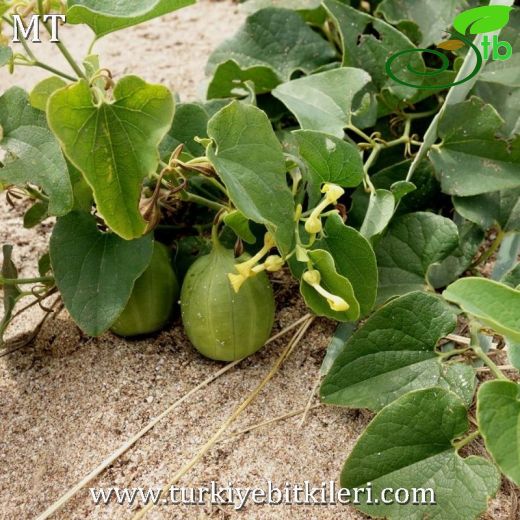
[[453, 5, 513, 35]]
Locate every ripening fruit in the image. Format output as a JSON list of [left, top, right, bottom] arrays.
[[111, 242, 179, 337], [180, 242, 275, 361]]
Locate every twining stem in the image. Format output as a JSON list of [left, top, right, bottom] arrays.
[[346, 124, 376, 145], [453, 430, 480, 450], [183, 192, 226, 212], [0, 276, 54, 285], [131, 316, 315, 520], [471, 229, 506, 268], [362, 145, 381, 192], [470, 324, 508, 381], [35, 1, 86, 79], [2, 15, 77, 81]]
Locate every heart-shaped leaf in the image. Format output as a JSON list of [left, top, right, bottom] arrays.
[[294, 130, 364, 206], [324, 0, 425, 99], [443, 278, 520, 342], [207, 101, 295, 255], [67, 0, 195, 38], [429, 97, 520, 196], [428, 222, 484, 289], [321, 291, 475, 410], [50, 212, 154, 336], [206, 7, 335, 96], [376, 0, 468, 47], [272, 68, 376, 138], [0, 44, 12, 68], [300, 249, 360, 322], [477, 380, 520, 485], [315, 214, 377, 317], [0, 88, 73, 216], [341, 388, 500, 520], [376, 212, 459, 303], [453, 188, 520, 232], [47, 76, 174, 240]]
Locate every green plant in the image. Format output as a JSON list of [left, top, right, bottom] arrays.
[[180, 228, 276, 361], [1, 0, 519, 519], [111, 241, 179, 337]]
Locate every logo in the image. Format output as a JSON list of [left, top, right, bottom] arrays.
[[386, 5, 514, 89]]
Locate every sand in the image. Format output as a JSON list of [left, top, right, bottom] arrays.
[[0, 1, 514, 519]]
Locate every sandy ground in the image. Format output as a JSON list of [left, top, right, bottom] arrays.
[[0, 1, 513, 519]]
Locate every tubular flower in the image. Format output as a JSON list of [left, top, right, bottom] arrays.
[[304, 183, 345, 235], [228, 233, 277, 293], [302, 269, 350, 312]]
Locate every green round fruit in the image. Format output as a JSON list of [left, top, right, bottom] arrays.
[[111, 242, 179, 337], [180, 243, 275, 361]]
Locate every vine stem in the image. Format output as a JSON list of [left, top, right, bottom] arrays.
[[183, 192, 226, 212], [470, 229, 505, 268], [0, 276, 54, 285], [35, 314, 312, 520], [453, 430, 480, 451], [2, 15, 76, 81], [470, 324, 508, 381], [131, 316, 315, 520]]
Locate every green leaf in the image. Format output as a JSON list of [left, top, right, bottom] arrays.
[[206, 8, 335, 95], [429, 97, 520, 196], [160, 102, 211, 159], [300, 249, 360, 322], [503, 263, 520, 289], [0, 245, 21, 344], [294, 130, 364, 206], [375, 0, 468, 47], [315, 213, 377, 317], [507, 339, 520, 369], [323, 0, 425, 100], [443, 278, 520, 342], [47, 77, 174, 240], [0, 87, 73, 216], [477, 380, 520, 485], [359, 189, 395, 240], [0, 44, 12, 68], [29, 77, 67, 111], [341, 388, 500, 520], [243, 0, 322, 13], [207, 60, 280, 99], [350, 160, 442, 227], [207, 101, 295, 255], [491, 232, 520, 287], [477, 8, 520, 88], [67, 0, 195, 38], [376, 212, 459, 303], [428, 222, 484, 289], [453, 5, 512, 35], [321, 292, 475, 410], [453, 188, 520, 232], [50, 212, 154, 336], [223, 210, 256, 245], [474, 82, 520, 138], [23, 201, 48, 229], [320, 322, 356, 376], [272, 68, 376, 138]]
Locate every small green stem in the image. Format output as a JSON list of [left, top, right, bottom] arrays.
[[183, 192, 226, 212], [346, 124, 376, 145], [453, 430, 480, 450], [437, 347, 470, 359], [403, 107, 439, 120], [46, 29, 86, 79], [0, 276, 54, 285], [470, 323, 508, 380], [362, 145, 381, 193], [471, 229, 506, 268]]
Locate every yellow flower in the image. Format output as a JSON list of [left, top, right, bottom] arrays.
[[304, 183, 344, 236], [228, 272, 247, 293], [303, 269, 350, 312]]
